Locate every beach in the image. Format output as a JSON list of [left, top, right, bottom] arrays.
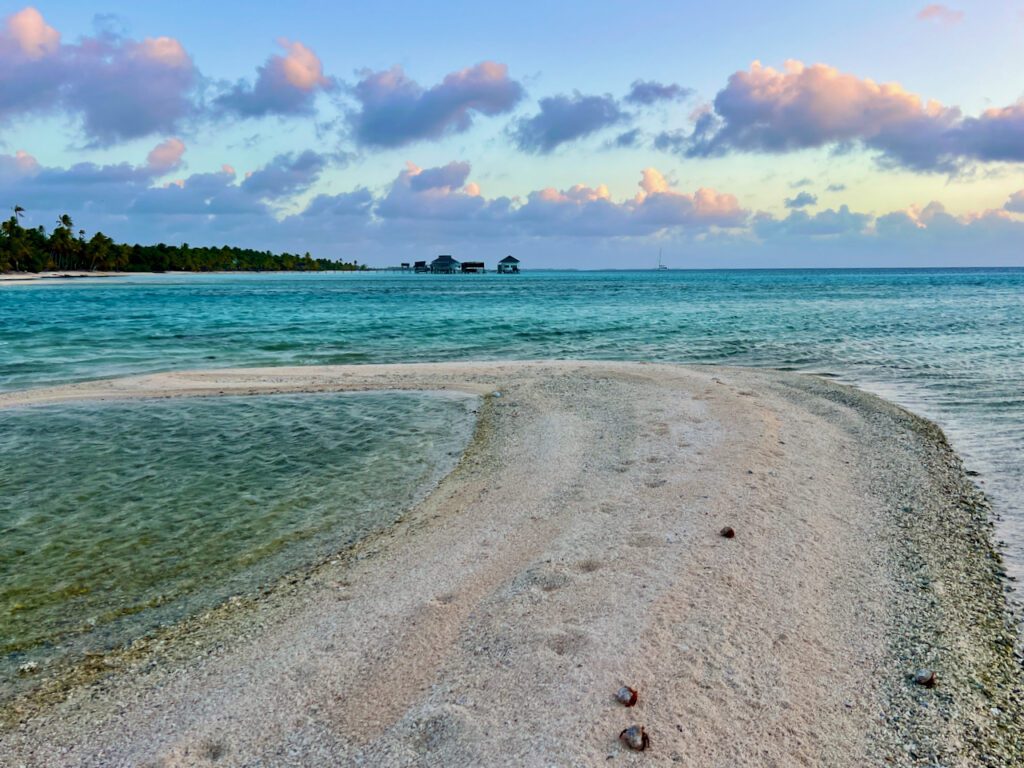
[[0, 361, 1020, 766], [0, 271, 135, 282]]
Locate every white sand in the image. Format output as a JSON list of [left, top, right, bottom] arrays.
[[0, 271, 133, 282], [0, 362, 1017, 766]]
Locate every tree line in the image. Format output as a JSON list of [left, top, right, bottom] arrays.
[[1, 207, 363, 273]]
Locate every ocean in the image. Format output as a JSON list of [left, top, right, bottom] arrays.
[[2, 268, 1021, 686]]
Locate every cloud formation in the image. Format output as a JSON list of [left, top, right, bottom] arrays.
[[1005, 189, 1024, 213], [916, 4, 964, 23], [240, 150, 327, 198], [6, 147, 1024, 265], [0, 7, 197, 144], [513, 167, 746, 235], [675, 60, 1024, 172], [624, 80, 691, 106], [377, 161, 508, 222], [512, 92, 627, 153], [0, 139, 192, 214], [216, 39, 332, 117], [754, 205, 871, 238], [348, 62, 523, 148], [146, 138, 186, 174], [784, 191, 817, 208]]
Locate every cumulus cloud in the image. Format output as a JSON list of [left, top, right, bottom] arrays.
[[676, 59, 1024, 172], [1005, 189, 1024, 213], [512, 92, 627, 153], [826, 182, 847, 192], [240, 150, 327, 198], [407, 160, 471, 192], [754, 205, 871, 238], [917, 4, 964, 23], [0, 148, 41, 177], [0, 139, 190, 214], [0, 143, 333, 225], [513, 167, 747, 235], [216, 39, 332, 117], [371, 161, 747, 239], [0, 6, 197, 144], [377, 161, 508, 221], [784, 191, 817, 208], [146, 138, 186, 174], [300, 188, 374, 219], [130, 166, 265, 216], [4, 6, 59, 59], [348, 62, 523, 148], [624, 80, 691, 106]]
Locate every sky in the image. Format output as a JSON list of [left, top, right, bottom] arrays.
[[1, 1, 1023, 268]]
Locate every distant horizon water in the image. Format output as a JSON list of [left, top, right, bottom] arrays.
[[2, 268, 1021, 668]]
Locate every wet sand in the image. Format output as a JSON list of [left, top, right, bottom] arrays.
[[0, 361, 1020, 766]]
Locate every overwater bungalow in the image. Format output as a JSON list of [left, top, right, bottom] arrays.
[[430, 255, 460, 273], [497, 255, 520, 274], [461, 261, 485, 274], [413, 260, 429, 273]]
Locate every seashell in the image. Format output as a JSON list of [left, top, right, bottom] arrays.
[[720, 526, 735, 539], [913, 668, 937, 688], [615, 685, 638, 707], [619, 724, 649, 751]]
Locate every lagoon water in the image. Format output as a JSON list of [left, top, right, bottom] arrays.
[[0, 390, 476, 693], [1, 268, 1022, 681]]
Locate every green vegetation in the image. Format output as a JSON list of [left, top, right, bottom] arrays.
[[0, 206, 362, 273]]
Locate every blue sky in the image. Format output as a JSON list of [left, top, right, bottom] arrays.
[[1, 1, 1023, 267]]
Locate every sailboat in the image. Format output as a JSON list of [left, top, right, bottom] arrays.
[[657, 248, 668, 270]]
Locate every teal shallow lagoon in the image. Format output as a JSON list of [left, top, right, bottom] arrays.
[[1, 268, 1022, 592], [0, 390, 476, 693]]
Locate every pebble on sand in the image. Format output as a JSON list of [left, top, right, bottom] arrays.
[[913, 669, 937, 688], [720, 526, 736, 539], [615, 686, 638, 707], [619, 725, 650, 751]]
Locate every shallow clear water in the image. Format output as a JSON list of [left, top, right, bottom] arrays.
[[0, 391, 476, 689], [1, 269, 1021, 627]]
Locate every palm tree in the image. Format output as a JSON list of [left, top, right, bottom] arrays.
[[13, 205, 24, 219]]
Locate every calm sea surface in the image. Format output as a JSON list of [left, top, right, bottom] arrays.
[[1, 269, 1021, 681]]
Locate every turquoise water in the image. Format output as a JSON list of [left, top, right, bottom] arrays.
[[0, 391, 476, 694], [1, 269, 1022, 667]]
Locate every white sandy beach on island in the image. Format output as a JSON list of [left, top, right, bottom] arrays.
[[0, 361, 1021, 767], [0, 271, 135, 282]]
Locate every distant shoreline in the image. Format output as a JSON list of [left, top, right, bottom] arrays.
[[8, 268, 1024, 284], [1, 362, 1020, 765], [0, 270, 137, 282]]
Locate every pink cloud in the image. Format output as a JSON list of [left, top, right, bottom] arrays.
[[216, 38, 333, 117], [0, 6, 197, 144], [146, 138, 186, 174], [277, 39, 328, 91], [517, 167, 747, 235], [4, 6, 59, 59], [916, 4, 964, 23], [678, 59, 1024, 171]]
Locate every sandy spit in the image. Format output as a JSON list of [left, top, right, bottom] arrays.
[[0, 361, 1021, 767]]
